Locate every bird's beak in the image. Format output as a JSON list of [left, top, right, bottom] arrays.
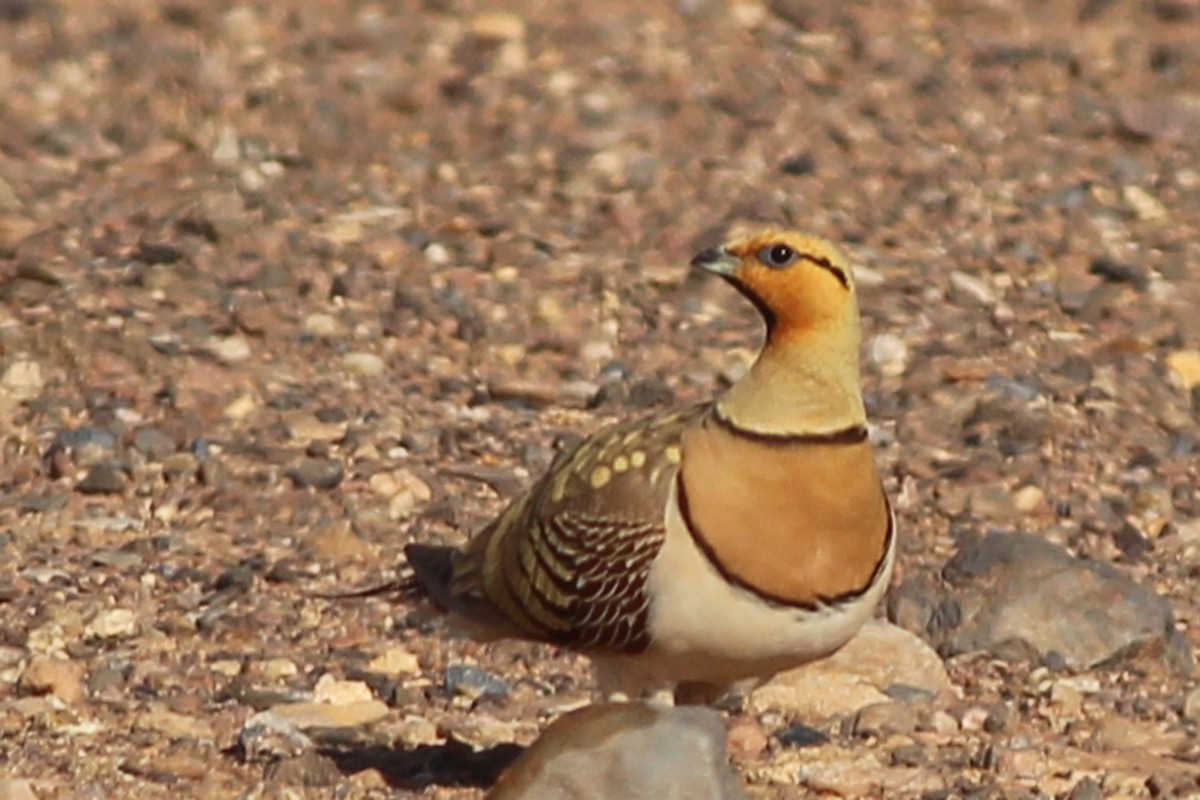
[[690, 246, 738, 277]]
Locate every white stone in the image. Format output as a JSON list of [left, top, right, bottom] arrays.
[[88, 608, 137, 639], [342, 351, 386, 377], [313, 674, 374, 705], [949, 271, 996, 306], [1, 359, 43, 399], [869, 333, 909, 377]]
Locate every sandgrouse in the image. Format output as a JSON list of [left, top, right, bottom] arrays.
[[406, 229, 895, 705]]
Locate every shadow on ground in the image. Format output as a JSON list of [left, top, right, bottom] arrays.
[[321, 741, 524, 791]]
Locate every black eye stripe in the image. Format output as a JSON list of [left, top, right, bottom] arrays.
[[754, 244, 850, 289], [806, 253, 850, 289]]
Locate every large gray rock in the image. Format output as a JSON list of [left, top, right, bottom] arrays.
[[489, 703, 748, 800], [890, 531, 1193, 673]]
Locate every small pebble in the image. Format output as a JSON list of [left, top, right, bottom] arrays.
[[950, 271, 996, 306], [287, 458, 344, 490], [303, 313, 342, 338], [1089, 256, 1148, 289], [890, 743, 926, 767], [869, 333, 909, 377], [1012, 485, 1046, 513], [132, 427, 177, 460], [1123, 185, 1169, 221], [1182, 686, 1200, 722], [207, 335, 253, 364], [0, 359, 44, 399], [445, 664, 509, 701], [342, 352, 386, 377], [775, 721, 829, 748], [1066, 776, 1104, 800], [20, 656, 86, 704], [89, 608, 137, 639], [77, 462, 127, 494], [366, 646, 421, 677], [857, 701, 920, 738], [254, 658, 300, 682], [313, 674, 374, 705], [1166, 350, 1200, 392]]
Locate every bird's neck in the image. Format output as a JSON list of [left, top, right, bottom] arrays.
[[716, 319, 866, 437]]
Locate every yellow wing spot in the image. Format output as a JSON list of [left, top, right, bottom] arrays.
[[665, 445, 682, 464], [590, 465, 612, 489], [630, 450, 646, 468], [612, 455, 629, 473], [551, 469, 570, 502]]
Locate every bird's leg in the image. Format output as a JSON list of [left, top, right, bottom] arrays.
[[593, 656, 676, 706]]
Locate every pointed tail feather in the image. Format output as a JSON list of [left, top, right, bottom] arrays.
[[403, 542, 459, 610]]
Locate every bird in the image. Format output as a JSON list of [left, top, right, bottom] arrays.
[[404, 228, 895, 705]]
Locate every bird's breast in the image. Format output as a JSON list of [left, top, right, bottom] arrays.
[[642, 478, 895, 683], [676, 417, 890, 607]]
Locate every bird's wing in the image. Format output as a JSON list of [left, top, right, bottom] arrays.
[[431, 403, 710, 653]]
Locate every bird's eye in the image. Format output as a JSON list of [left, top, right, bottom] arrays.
[[759, 244, 798, 268]]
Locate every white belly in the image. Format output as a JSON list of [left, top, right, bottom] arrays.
[[637, 481, 895, 686]]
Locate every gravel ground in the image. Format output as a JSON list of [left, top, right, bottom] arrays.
[[2, 1, 1200, 798]]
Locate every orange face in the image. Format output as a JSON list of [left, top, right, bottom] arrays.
[[691, 229, 857, 341]]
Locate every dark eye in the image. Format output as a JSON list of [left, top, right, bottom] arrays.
[[759, 243, 797, 268]]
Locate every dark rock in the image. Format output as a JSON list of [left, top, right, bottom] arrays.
[[264, 559, 304, 584], [88, 663, 131, 695], [134, 241, 185, 265], [1089, 256, 1148, 289], [1112, 521, 1153, 560], [77, 462, 128, 494], [445, 664, 509, 701], [917, 531, 1192, 672], [983, 705, 1010, 734], [890, 743, 926, 767], [627, 377, 675, 409], [776, 721, 829, 748], [489, 703, 748, 800], [131, 427, 178, 461], [55, 426, 119, 452], [51, 426, 120, 471], [266, 751, 341, 787], [1066, 776, 1104, 800], [239, 709, 315, 763], [286, 458, 344, 490], [19, 493, 69, 514], [780, 151, 816, 175], [212, 564, 257, 593]]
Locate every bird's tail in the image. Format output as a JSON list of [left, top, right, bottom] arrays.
[[306, 543, 452, 603]]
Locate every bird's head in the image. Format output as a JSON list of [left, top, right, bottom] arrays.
[[691, 229, 858, 345]]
